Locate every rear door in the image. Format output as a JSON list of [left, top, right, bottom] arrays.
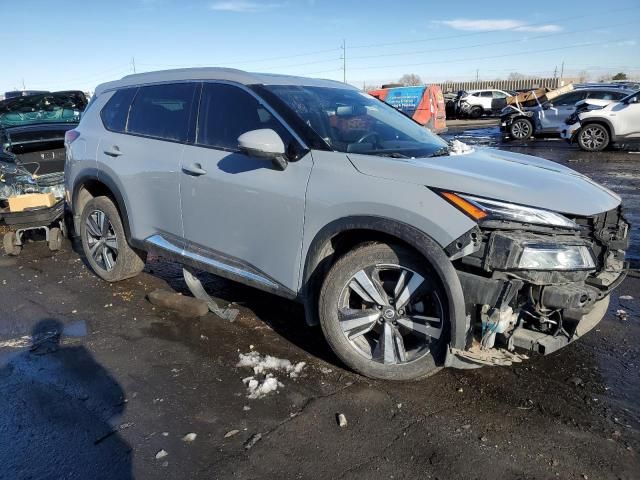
[[537, 90, 588, 132], [98, 82, 198, 243], [179, 82, 312, 292]]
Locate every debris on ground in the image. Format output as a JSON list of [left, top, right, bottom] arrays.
[[244, 433, 262, 450], [616, 309, 628, 321], [568, 376, 584, 387], [224, 429, 240, 438], [147, 289, 209, 318], [155, 449, 168, 460], [182, 433, 197, 443], [337, 413, 348, 428]]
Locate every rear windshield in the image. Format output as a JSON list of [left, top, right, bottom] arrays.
[[0, 91, 88, 129]]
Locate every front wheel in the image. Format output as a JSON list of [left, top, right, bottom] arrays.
[[469, 106, 483, 119], [509, 118, 533, 140], [578, 124, 610, 152], [79, 196, 145, 282], [319, 243, 449, 381]]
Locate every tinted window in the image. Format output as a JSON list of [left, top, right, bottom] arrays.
[[478, 91, 493, 98], [101, 88, 137, 132], [127, 83, 197, 142], [587, 91, 628, 101], [553, 91, 587, 106], [492, 91, 508, 98], [197, 83, 293, 151]]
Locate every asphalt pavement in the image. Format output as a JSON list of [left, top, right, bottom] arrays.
[[0, 123, 638, 480]]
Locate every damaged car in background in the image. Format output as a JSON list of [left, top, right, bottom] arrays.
[[0, 91, 88, 208], [66, 69, 629, 380]]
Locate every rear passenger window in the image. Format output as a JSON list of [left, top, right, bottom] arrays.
[[127, 83, 197, 142], [197, 83, 293, 151], [101, 88, 137, 132]]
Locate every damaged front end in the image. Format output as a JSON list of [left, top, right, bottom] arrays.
[[441, 192, 629, 368]]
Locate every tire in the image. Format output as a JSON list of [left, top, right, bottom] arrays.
[[578, 124, 610, 152], [3, 231, 21, 256], [469, 106, 483, 119], [79, 196, 145, 282], [509, 118, 533, 140], [319, 243, 449, 381], [48, 227, 63, 251]]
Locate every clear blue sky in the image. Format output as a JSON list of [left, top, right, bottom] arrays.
[[2, 0, 639, 93]]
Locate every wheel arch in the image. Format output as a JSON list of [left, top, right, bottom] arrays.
[[71, 170, 132, 241], [581, 117, 616, 141], [301, 216, 468, 349]]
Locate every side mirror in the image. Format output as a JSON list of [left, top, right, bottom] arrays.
[[542, 102, 552, 110], [238, 129, 288, 170]]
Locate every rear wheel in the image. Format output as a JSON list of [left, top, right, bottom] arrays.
[[509, 118, 533, 140], [319, 243, 448, 381], [578, 124, 610, 152], [79, 196, 145, 282], [3, 231, 21, 256], [469, 106, 483, 119]]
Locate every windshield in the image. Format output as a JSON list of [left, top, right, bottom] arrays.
[[0, 91, 87, 129], [620, 90, 640, 103], [264, 85, 448, 158]]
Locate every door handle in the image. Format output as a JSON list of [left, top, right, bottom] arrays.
[[103, 146, 123, 157], [182, 163, 207, 176]]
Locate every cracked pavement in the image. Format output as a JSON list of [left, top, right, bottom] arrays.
[[1, 125, 639, 479]]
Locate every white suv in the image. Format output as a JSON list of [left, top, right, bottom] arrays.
[[563, 90, 640, 151], [460, 89, 512, 118]]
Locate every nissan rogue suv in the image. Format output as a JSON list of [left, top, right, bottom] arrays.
[[65, 68, 629, 380]]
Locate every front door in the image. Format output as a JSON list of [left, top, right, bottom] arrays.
[[537, 91, 588, 133], [179, 82, 312, 293], [611, 93, 640, 138]]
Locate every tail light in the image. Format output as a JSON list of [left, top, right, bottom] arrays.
[[65, 130, 80, 144]]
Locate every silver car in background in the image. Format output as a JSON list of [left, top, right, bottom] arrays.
[[65, 68, 629, 380]]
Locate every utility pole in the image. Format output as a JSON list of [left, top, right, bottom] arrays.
[[560, 60, 565, 80], [131, 57, 136, 74], [340, 40, 346, 83], [21, 78, 26, 90], [553, 65, 558, 79], [475, 69, 479, 81]]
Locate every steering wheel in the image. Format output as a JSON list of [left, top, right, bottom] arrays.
[[356, 132, 381, 146]]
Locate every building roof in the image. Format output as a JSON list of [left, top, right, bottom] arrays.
[[95, 67, 354, 95]]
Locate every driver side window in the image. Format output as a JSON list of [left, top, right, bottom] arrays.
[[197, 83, 294, 153]]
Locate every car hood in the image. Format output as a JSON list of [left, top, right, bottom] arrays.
[[347, 147, 620, 216], [576, 98, 612, 109]]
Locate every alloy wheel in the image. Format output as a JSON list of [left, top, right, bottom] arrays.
[[512, 120, 531, 139], [580, 126, 607, 150], [85, 210, 119, 271], [337, 264, 444, 365]]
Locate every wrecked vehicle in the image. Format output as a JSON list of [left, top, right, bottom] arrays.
[[0, 91, 87, 206], [562, 90, 640, 151], [66, 69, 629, 380], [501, 87, 632, 141]]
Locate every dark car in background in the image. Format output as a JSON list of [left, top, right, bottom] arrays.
[[0, 91, 88, 203]]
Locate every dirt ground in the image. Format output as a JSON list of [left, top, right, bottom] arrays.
[[0, 125, 638, 480]]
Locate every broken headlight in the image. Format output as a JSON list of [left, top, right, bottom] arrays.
[[440, 192, 578, 229], [518, 244, 595, 270]]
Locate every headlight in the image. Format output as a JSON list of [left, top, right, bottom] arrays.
[[440, 192, 578, 229], [518, 244, 596, 270]]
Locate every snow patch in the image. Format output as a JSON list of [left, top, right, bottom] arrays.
[[0, 336, 31, 348], [237, 351, 306, 399], [448, 139, 474, 155], [619, 295, 634, 300]]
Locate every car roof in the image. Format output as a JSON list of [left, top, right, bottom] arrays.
[[572, 86, 634, 93], [94, 67, 355, 96]]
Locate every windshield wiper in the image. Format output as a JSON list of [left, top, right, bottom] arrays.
[[376, 152, 411, 159], [429, 145, 451, 157]]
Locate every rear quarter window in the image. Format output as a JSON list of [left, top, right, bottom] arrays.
[[100, 88, 137, 132]]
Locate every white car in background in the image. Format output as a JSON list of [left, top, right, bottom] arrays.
[[459, 89, 513, 118], [562, 90, 640, 151]]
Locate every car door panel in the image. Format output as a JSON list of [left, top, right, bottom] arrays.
[[610, 96, 640, 137], [179, 83, 312, 292]]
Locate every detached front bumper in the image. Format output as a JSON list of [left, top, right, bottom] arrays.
[[447, 207, 629, 367]]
